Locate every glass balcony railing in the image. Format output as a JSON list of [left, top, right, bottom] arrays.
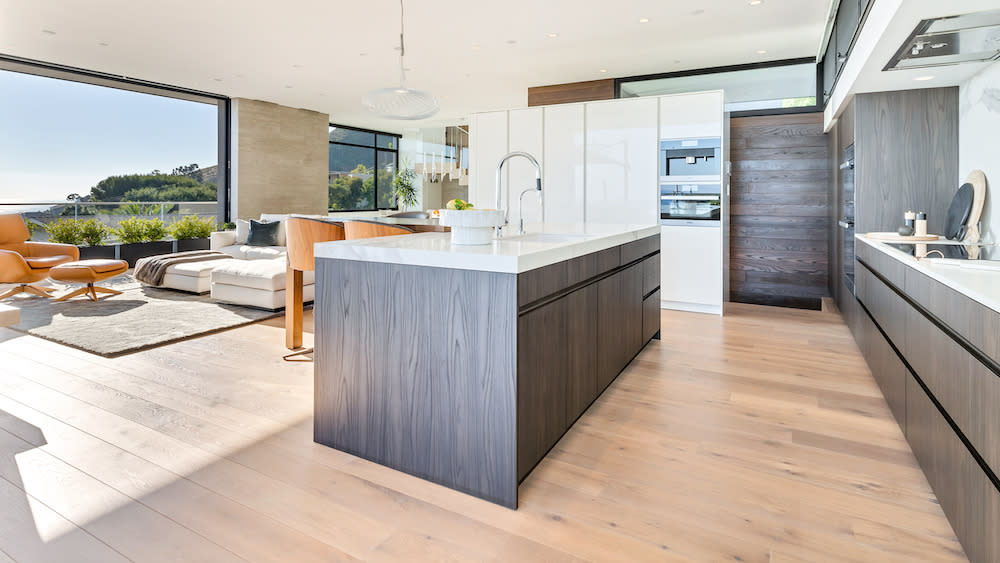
[[0, 201, 219, 242]]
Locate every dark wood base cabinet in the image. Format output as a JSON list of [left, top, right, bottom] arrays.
[[315, 235, 661, 509], [852, 242, 1000, 562]]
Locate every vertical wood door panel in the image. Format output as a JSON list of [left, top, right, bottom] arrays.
[[566, 284, 598, 427], [730, 113, 830, 309]]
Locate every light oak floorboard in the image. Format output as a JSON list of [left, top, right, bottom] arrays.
[[0, 304, 966, 562]]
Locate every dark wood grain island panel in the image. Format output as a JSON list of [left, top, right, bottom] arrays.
[[314, 259, 519, 508]]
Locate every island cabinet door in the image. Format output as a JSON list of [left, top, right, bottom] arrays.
[[596, 263, 644, 392], [517, 298, 570, 481], [566, 284, 598, 426]]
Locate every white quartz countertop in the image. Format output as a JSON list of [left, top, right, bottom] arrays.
[[857, 235, 1000, 314], [315, 222, 660, 273]]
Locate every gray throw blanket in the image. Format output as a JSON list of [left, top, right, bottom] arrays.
[[134, 250, 232, 286]]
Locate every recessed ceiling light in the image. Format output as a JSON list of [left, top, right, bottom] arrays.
[[98, 42, 109, 47], [505, 39, 517, 45], [546, 32, 559, 38], [748, 0, 762, 5], [213, 78, 223, 82], [284, 85, 293, 89], [914, 75, 935, 81], [599, 69, 608, 73], [638, 18, 649, 23], [41, 29, 56, 35], [756, 49, 768, 54], [691, 9, 704, 16]]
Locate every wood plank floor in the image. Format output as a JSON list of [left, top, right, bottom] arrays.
[[0, 303, 966, 562]]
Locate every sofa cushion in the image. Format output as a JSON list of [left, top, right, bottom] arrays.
[[167, 258, 239, 278], [235, 219, 250, 244], [210, 258, 313, 291], [217, 244, 286, 260], [248, 219, 280, 247], [259, 214, 289, 246]]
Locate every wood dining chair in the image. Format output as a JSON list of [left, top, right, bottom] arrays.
[[283, 217, 345, 361], [343, 220, 415, 240]]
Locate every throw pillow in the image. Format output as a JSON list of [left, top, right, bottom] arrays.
[[247, 220, 280, 247], [235, 219, 250, 244]]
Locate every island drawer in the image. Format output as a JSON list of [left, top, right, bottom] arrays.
[[622, 235, 660, 264], [517, 246, 621, 308]]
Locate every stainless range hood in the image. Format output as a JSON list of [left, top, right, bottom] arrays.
[[885, 8, 1000, 71]]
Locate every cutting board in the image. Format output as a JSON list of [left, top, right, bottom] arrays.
[[865, 232, 940, 242]]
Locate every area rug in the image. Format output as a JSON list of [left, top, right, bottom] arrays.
[[4, 276, 281, 357]]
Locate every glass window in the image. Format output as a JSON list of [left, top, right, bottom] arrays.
[[328, 125, 399, 211], [376, 134, 398, 149], [0, 67, 223, 234], [329, 126, 375, 146], [376, 150, 397, 209], [619, 62, 817, 113]]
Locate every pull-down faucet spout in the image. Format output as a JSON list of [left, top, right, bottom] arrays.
[[495, 151, 541, 238]]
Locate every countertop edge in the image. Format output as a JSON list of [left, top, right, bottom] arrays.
[[316, 225, 660, 274], [855, 235, 1000, 315]]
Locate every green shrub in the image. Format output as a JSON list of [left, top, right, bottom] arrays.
[[24, 219, 38, 239], [167, 215, 215, 240], [115, 217, 166, 244], [44, 218, 84, 245], [220, 222, 236, 231], [79, 219, 110, 247]]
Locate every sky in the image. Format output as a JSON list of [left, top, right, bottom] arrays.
[[0, 69, 218, 202]]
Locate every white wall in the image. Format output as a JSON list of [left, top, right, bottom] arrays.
[[958, 60, 1000, 249]]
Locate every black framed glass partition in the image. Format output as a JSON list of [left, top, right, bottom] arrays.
[[328, 125, 400, 211], [617, 58, 821, 116]]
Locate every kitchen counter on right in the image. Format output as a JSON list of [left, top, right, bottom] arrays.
[[856, 234, 1000, 314]]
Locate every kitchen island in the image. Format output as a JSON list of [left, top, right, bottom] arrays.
[[313, 223, 660, 508]]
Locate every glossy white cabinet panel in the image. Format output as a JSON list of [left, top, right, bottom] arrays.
[[660, 225, 723, 313], [507, 107, 544, 228], [659, 91, 724, 140], [584, 97, 659, 226], [468, 111, 508, 210], [542, 103, 586, 224]]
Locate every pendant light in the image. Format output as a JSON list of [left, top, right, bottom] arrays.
[[362, 0, 439, 120]]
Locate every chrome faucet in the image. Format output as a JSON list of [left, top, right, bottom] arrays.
[[495, 151, 542, 238]]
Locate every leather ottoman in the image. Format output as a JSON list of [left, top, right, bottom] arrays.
[[50, 259, 129, 302]]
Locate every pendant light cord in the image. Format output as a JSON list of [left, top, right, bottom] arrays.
[[399, 0, 406, 88]]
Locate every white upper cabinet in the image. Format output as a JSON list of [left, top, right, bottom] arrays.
[[507, 108, 544, 227], [468, 110, 508, 210], [542, 103, 586, 224], [584, 97, 659, 225], [658, 91, 724, 140]]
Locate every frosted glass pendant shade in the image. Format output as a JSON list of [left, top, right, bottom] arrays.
[[362, 87, 439, 120]]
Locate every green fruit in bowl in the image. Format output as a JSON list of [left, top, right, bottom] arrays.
[[445, 198, 474, 211]]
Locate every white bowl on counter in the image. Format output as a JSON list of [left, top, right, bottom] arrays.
[[438, 209, 505, 245]]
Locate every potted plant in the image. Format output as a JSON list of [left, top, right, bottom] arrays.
[[392, 160, 419, 210], [77, 218, 115, 259], [167, 215, 215, 252], [115, 217, 172, 266]]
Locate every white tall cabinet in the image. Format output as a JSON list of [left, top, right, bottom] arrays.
[[469, 90, 726, 314], [584, 97, 659, 225]]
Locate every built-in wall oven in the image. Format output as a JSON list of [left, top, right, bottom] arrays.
[[660, 136, 723, 226], [660, 183, 722, 225], [660, 137, 722, 182]]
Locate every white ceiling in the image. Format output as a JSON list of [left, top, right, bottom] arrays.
[[0, 0, 830, 133]]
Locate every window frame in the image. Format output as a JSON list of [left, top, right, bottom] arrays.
[[614, 57, 823, 117], [328, 123, 401, 212], [0, 53, 232, 221]]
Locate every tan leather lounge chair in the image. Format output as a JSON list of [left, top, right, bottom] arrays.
[[0, 213, 80, 299]]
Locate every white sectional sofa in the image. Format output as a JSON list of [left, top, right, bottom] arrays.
[[138, 213, 317, 310]]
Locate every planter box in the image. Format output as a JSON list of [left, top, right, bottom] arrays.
[[78, 245, 117, 261], [175, 238, 210, 252], [119, 241, 173, 267]]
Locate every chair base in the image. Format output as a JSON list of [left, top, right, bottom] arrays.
[[55, 283, 122, 302], [0, 284, 55, 300], [282, 347, 313, 362]]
